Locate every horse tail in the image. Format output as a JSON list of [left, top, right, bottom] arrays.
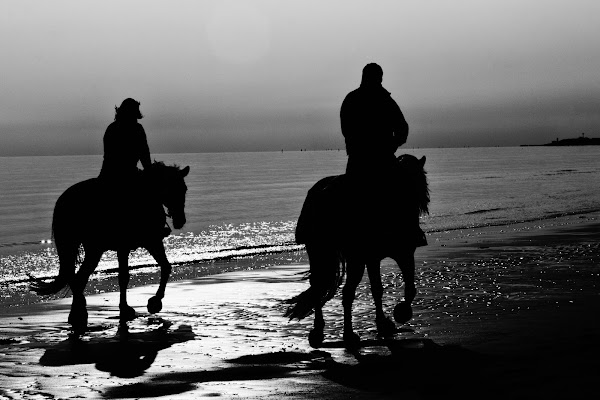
[[30, 184, 84, 296], [285, 175, 346, 320], [285, 242, 345, 320]]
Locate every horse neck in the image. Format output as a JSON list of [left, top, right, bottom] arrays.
[[142, 171, 166, 206], [148, 167, 182, 208], [399, 169, 429, 215]]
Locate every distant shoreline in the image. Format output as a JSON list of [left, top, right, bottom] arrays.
[[3, 142, 600, 157], [522, 135, 600, 147]]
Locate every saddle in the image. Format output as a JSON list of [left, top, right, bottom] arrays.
[[95, 173, 169, 247], [296, 162, 427, 248]]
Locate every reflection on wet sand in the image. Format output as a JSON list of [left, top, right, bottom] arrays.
[[0, 213, 598, 399]]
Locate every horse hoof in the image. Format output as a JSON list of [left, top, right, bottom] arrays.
[[376, 316, 396, 337], [70, 326, 86, 337], [308, 329, 324, 348], [119, 305, 137, 322], [147, 296, 163, 314], [68, 310, 88, 335], [394, 302, 413, 324], [343, 331, 361, 350]]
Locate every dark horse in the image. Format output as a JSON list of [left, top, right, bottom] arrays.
[[285, 154, 429, 348], [31, 162, 190, 334]]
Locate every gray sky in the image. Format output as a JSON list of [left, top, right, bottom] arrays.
[[1, 0, 599, 155]]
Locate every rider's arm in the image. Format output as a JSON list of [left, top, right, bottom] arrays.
[[340, 94, 351, 139], [391, 99, 409, 149], [138, 125, 152, 170], [340, 93, 358, 156]]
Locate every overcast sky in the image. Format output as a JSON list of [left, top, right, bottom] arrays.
[[1, 0, 599, 155]]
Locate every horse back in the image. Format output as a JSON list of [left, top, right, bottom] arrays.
[[56, 178, 99, 211], [295, 175, 346, 244], [53, 178, 100, 227], [53, 176, 166, 250]]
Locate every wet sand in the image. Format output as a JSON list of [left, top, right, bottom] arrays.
[[1, 212, 599, 399]]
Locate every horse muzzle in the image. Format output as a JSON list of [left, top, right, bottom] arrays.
[[172, 215, 186, 230]]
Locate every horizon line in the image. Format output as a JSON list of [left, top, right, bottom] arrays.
[[0, 144, 582, 158]]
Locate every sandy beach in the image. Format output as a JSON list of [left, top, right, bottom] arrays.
[[1, 212, 599, 399]]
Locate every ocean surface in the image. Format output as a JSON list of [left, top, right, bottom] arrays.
[[1, 147, 599, 306]]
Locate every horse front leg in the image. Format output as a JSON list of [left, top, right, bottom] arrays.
[[118, 249, 136, 321], [391, 250, 417, 324], [342, 260, 365, 349], [68, 249, 102, 335], [367, 261, 396, 337], [398, 251, 416, 304], [145, 241, 172, 314]]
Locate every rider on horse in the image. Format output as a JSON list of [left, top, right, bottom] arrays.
[[341, 63, 408, 178], [100, 98, 151, 181], [341, 63, 425, 246], [99, 98, 169, 241]]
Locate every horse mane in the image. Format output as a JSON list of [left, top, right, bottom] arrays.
[[144, 161, 189, 184], [149, 161, 182, 174], [397, 154, 430, 216]]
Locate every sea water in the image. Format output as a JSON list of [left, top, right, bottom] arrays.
[[1, 147, 599, 306]]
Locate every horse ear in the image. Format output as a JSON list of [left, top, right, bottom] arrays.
[[181, 166, 190, 177], [419, 156, 426, 167]]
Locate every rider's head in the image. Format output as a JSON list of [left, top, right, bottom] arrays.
[[114, 98, 143, 121], [361, 63, 383, 87]]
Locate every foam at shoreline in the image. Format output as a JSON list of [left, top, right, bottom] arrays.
[[3, 211, 598, 308], [3, 211, 599, 309]]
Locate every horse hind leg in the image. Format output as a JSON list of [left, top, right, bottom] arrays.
[[367, 262, 396, 337], [308, 307, 325, 348], [68, 295, 87, 336], [342, 261, 365, 349], [68, 249, 102, 335], [118, 250, 137, 322]]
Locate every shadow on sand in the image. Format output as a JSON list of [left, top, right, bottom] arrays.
[[39, 318, 195, 379], [102, 338, 498, 399]]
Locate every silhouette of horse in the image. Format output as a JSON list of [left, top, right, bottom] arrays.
[[31, 162, 190, 334], [286, 154, 429, 348]]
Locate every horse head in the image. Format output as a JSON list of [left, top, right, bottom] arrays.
[[397, 154, 430, 216], [149, 162, 190, 230]]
